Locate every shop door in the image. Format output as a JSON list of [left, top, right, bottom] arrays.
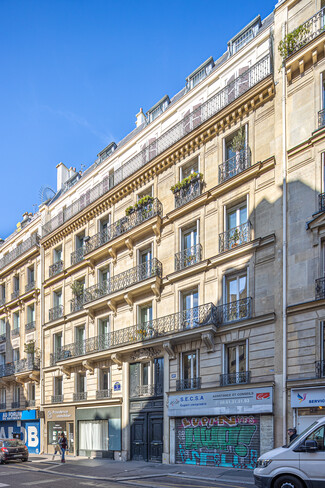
[[148, 415, 163, 463], [131, 414, 147, 461]]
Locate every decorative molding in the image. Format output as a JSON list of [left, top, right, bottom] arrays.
[[163, 341, 175, 358], [151, 282, 161, 302], [111, 353, 122, 369], [82, 360, 94, 375], [108, 247, 117, 264], [125, 238, 133, 257], [107, 299, 117, 315], [130, 347, 162, 361], [201, 332, 215, 352], [60, 365, 71, 379], [124, 293, 133, 309]]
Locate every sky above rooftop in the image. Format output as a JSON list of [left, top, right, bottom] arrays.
[[0, 0, 275, 238]]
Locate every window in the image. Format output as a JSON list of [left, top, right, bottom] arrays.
[[13, 385, 20, 404], [147, 96, 170, 123], [13, 348, 19, 362], [98, 266, 109, 284], [305, 425, 325, 450], [99, 215, 110, 234], [27, 304, 35, 325], [77, 372, 86, 393], [233, 28, 254, 53], [75, 231, 85, 250], [180, 351, 200, 390], [224, 127, 247, 163], [225, 272, 248, 321], [75, 325, 85, 354], [28, 383, 35, 401], [0, 388, 6, 406], [54, 246, 62, 263], [99, 369, 110, 391], [53, 333, 62, 354], [53, 289, 62, 308], [0, 319, 6, 336], [224, 342, 248, 384], [13, 275, 19, 292], [138, 303, 152, 326], [320, 323, 325, 377], [181, 288, 199, 328], [54, 376, 63, 396], [180, 157, 199, 181], [0, 284, 5, 302], [13, 311, 20, 331], [0, 353, 5, 366], [139, 246, 152, 278], [177, 223, 200, 270], [137, 186, 153, 201], [129, 360, 164, 398], [186, 57, 213, 90], [27, 265, 35, 285], [224, 201, 249, 250]]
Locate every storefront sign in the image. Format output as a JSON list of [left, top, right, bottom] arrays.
[[168, 387, 273, 416], [45, 407, 74, 422], [113, 382, 121, 392], [0, 410, 37, 421], [291, 388, 325, 408]]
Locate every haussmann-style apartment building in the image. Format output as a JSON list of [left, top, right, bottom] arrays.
[[0, 0, 324, 469]]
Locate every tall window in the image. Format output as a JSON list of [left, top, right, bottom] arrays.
[[53, 332, 62, 353], [180, 157, 199, 181], [13, 275, 19, 293], [225, 272, 248, 321], [75, 325, 85, 354], [27, 265, 35, 285], [138, 303, 152, 326], [98, 266, 109, 284], [54, 376, 63, 397], [13, 311, 20, 331], [225, 343, 248, 384], [75, 231, 85, 250], [224, 201, 249, 250], [53, 289, 62, 308], [27, 304, 35, 326], [54, 246, 62, 263], [0, 284, 5, 303], [181, 351, 199, 390], [137, 186, 153, 201], [28, 383, 35, 402], [99, 369, 110, 392], [13, 348, 19, 362], [99, 215, 110, 234], [139, 247, 152, 278], [181, 288, 199, 328], [0, 318, 6, 336], [0, 388, 6, 407], [77, 372, 86, 393], [13, 385, 20, 405], [0, 353, 5, 365]]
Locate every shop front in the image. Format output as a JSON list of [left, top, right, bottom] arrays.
[[168, 386, 274, 469], [75, 406, 121, 459], [0, 410, 41, 454], [291, 387, 325, 433], [44, 406, 75, 455]]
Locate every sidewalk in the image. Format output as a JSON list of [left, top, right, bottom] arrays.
[[26, 455, 255, 484]]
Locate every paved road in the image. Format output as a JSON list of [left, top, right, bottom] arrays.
[[0, 461, 254, 488]]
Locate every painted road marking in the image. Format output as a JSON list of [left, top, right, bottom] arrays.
[[122, 479, 248, 488], [0, 484, 10, 487], [21, 479, 60, 485]]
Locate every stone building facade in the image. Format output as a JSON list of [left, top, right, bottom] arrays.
[[0, 0, 324, 469]]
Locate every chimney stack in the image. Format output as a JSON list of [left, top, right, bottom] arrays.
[[135, 108, 146, 128], [56, 162, 70, 191]]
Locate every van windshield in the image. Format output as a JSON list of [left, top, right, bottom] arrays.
[[285, 421, 319, 448]]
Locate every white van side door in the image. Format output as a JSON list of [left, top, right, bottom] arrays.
[[299, 424, 325, 486]]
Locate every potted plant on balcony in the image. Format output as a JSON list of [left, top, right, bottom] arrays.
[[230, 228, 240, 248], [24, 340, 39, 364], [171, 172, 203, 194], [278, 23, 311, 60]]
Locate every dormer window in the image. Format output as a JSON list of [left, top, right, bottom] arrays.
[[147, 95, 170, 123], [228, 15, 261, 55], [186, 57, 214, 90]]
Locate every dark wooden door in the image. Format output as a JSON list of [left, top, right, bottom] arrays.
[[148, 415, 163, 463], [131, 414, 147, 461]]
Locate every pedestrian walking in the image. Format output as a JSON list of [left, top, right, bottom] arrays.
[[52, 440, 61, 460], [58, 432, 68, 463], [288, 427, 298, 443]]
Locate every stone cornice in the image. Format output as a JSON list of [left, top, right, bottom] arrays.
[[42, 76, 275, 249]]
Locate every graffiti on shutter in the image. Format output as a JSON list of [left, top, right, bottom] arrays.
[[175, 415, 260, 470]]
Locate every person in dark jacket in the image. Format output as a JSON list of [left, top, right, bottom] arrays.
[[58, 432, 68, 463], [288, 427, 298, 443]]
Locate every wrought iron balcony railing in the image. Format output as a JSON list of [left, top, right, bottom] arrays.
[[73, 392, 87, 402], [220, 371, 251, 386], [0, 334, 6, 343], [11, 328, 20, 337], [283, 7, 325, 59], [219, 148, 251, 183], [96, 389, 112, 399], [25, 321, 36, 331], [71, 247, 84, 266], [25, 281, 35, 293], [84, 199, 163, 255], [219, 221, 251, 253], [174, 178, 202, 209], [0, 403, 6, 409], [0, 358, 40, 379], [316, 360, 325, 378], [49, 260, 63, 278], [318, 109, 325, 129], [42, 56, 272, 238], [50, 302, 218, 364], [11, 401, 20, 409], [319, 192, 325, 212], [70, 297, 84, 313], [175, 244, 202, 271], [130, 384, 163, 398], [315, 277, 325, 300], [176, 377, 201, 391], [218, 297, 252, 324], [11, 290, 20, 301], [25, 400, 36, 407], [51, 395, 64, 403], [83, 258, 162, 305], [0, 234, 40, 271], [49, 305, 64, 322]]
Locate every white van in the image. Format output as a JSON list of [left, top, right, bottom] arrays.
[[254, 416, 325, 488]]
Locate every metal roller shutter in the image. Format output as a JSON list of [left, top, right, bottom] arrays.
[[175, 415, 260, 469]]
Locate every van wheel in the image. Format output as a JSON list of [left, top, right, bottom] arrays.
[[274, 475, 304, 488]]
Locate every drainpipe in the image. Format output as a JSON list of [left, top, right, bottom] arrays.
[[282, 21, 288, 446]]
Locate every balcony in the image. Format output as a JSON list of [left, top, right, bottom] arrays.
[[49, 260, 63, 278], [83, 258, 162, 306], [25, 281, 35, 293], [319, 193, 325, 212], [315, 277, 325, 300], [218, 297, 252, 324], [70, 297, 84, 313], [0, 358, 40, 378], [0, 403, 5, 409], [25, 400, 36, 407], [173, 177, 202, 209], [73, 392, 87, 402], [11, 328, 20, 337], [96, 389, 112, 400], [219, 222, 251, 253], [25, 321, 36, 332], [219, 148, 251, 183], [11, 290, 20, 301], [281, 7, 325, 60], [220, 371, 251, 386], [11, 402, 20, 409], [71, 247, 84, 266], [175, 244, 202, 271], [130, 384, 163, 398], [51, 395, 64, 403], [50, 302, 218, 364], [0, 234, 40, 271], [84, 198, 163, 255], [49, 305, 64, 322], [0, 334, 6, 343], [42, 56, 272, 238], [176, 377, 201, 391], [316, 360, 325, 378]]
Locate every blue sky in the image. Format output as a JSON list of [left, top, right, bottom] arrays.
[[0, 0, 275, 238]]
